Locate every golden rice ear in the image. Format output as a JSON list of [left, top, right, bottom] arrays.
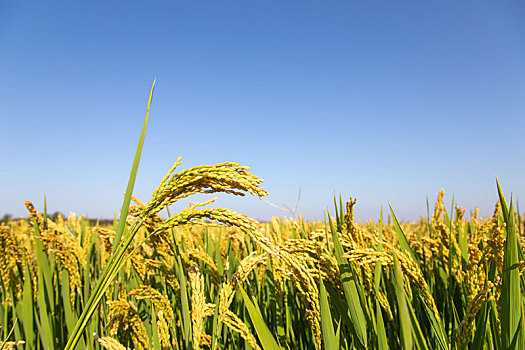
[[222, 310, 261, 350], [129, 285, 174, 326], [96, 336, 130, 350], [105, 299, 149, 350], [143, 160, 268, 218], [188, 264, 207, 350]]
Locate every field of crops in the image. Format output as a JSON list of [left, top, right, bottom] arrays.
[[1, 174, 524, 350], [2, 85, 524, 350]]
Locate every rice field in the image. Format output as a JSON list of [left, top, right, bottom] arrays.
[[2, 84, 524, 349]]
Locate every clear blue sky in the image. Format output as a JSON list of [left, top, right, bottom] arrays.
[[1, 1, 524, 221]]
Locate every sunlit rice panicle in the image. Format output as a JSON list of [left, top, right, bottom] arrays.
[[130, 255, 163, 281], [342, 248, 393, 266], [344, 241, 442, 325], [153, 199, 261, 235], [341, 246, 392, 318], [0, 341, 26, 350], [291, 262, 322, 348], [127, 286, 172, 348], [485, 218, 506, 305], [456, 281, 494, 349], [219, 228, 246, 258], [463, 239, 486, 303], [36, 227, 84, 304], [0, 224, 27, 301], [96, 227, 116, 266], [188, 249, 220, 286], [342, 198, 366, 248], [248, 230, 322, 348], [127, 196, 164, 234], [434, 220, 463, 282], [204, 303, 216, 317], [420, 235, 437, 261], [97, 336, 130, 350], [231, 252, 267, 287], [222, 310, 261, 350], [129, 285, 174, 325], [188, 263, 207, 350], [25, 200, 44, 232], [396, 250, 442, 325], [426, 192, 465, 290], [96, 227, 115, 253], [106, 299, 149, 350], [283, 238, 341, 294], [270, 217, 283, 242], [218, 283, 235, 323], [217, 254, 267, 321], [485, 217, 505, 275], [455, 205, 466, 222], [156, 310, 171, 350], [433, 189, 445, 223], [269, 254, 286, 299], [141, 158, 268, 217]]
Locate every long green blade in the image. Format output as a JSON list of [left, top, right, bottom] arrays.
[[319, 278, 338, 350], [375, 207, 388, 350], [112, 78, 155, 249], [178, 256, 193, 348], [21, 265, 34, 346], [393, 253, 413, 350], [0, 318, 18, 350], [329, 215, 368, 348], [64, 79, 155, 350], [239, 285, 280, 350], [497, 180, 522, 349], [389, 204, 418, 263]]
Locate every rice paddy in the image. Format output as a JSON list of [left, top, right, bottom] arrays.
[[1, 84, 524, 349]]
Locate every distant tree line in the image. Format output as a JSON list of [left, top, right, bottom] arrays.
[[1, 213, 114, 226]]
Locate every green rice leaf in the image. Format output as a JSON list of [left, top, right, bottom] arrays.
[[375, 299, 388, 350], [64, 79, 155, 350], [375, 207, 388, 350], [112, 78, 155, 249], [178, 256, 193, 349], [329, 215, 368, 348], [393, 253, 413, 350], [37, 270, 55, 350], [319, 277, 338, 350], [406, 294, 429, 350], [20, 264, 34, 346], [151, 308, 162, 350], [497, 180, 522, 349], [389, 204, 418, 264], [239, 285, 281, 350]]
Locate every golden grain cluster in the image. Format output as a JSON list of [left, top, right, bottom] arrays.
[[1, 181, 524, 350]]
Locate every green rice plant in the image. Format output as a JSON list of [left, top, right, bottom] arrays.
[[63, 80, 158, 350], [328, 214, 368, 349], [62, 81, 268, 349], [1, 184, 524, 349]]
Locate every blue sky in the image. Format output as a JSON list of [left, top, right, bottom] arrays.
[[1, 1, 524, 221]]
